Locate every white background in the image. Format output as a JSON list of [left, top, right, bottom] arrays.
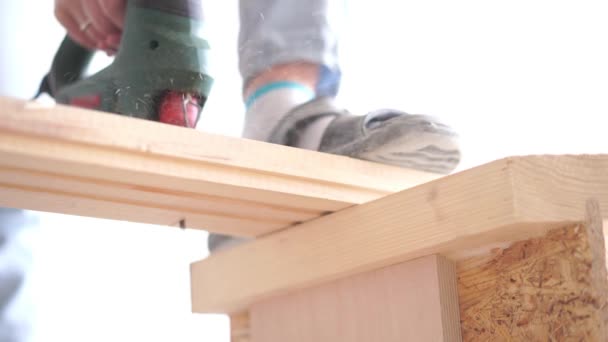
[[1, 0, 607, 341]]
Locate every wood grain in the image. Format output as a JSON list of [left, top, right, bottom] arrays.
[[230, 312, 250, 342], [230, 202, 608, 342], [190, 155, 608, 313], [250, 255, 462, 342], [0, 96, 439, 236]]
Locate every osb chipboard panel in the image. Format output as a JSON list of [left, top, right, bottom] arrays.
[[457, 200, 608, 341]]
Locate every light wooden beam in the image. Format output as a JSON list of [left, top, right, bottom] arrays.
[[190, 155, 608, 313], [226, 201, 608, 341], [250, 255, 461, 342], [0, 96, 438, 236], [230, 312, 250, 342]]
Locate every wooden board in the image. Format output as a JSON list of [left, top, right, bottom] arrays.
[[227, 201, 608, 341], [230, 312, 250, 342], [0, 96, 438, 236], [250, 254, 461, 342], [190, 155, 608, 313], [457, 200, 608, 340]]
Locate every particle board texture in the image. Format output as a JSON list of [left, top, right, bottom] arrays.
[[0, 96, 438, 236], [190, 154, 608, 313], [457, 200, 608, 341]]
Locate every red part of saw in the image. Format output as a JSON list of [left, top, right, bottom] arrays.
[[158, 91, 202, 128], [69, 94, 101, 109]]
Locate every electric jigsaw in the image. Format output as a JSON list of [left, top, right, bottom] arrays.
[[38, 0, 213, 128]]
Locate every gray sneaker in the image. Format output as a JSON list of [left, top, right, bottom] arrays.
[[267, 96, 461, 174], [208, 97, 461, 253]]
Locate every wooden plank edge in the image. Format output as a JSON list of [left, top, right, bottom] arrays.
[[0, 164, 322, 221], [0, 132, 361, 211], [0, 185, 281, 236], [437, 255, 463, 341], [189, 155, 608, 313], [230, 312, 250, 342], [0, 96, 440, 203]]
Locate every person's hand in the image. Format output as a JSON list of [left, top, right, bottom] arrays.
[[54, 0, 126, 54]]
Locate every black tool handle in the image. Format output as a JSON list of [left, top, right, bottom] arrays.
[[36, 35, 94, 98]]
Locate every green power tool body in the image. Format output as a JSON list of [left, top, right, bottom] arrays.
[[39, 0, 213, 127]]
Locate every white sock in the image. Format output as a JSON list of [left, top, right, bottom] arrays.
[[242, 82, 315, 142], [242, 81, 336, 151]]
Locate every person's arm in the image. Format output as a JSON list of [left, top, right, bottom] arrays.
[[54, 0, 126, 54]]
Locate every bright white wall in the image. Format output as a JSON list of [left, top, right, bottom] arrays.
[[0, 1, 62, 98], [338, 0, 608, 169], [1, 0, 607, 341]]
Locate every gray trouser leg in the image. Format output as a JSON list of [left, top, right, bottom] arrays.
[[238, 0, 344, 95], [0, 208, 37, 342]]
